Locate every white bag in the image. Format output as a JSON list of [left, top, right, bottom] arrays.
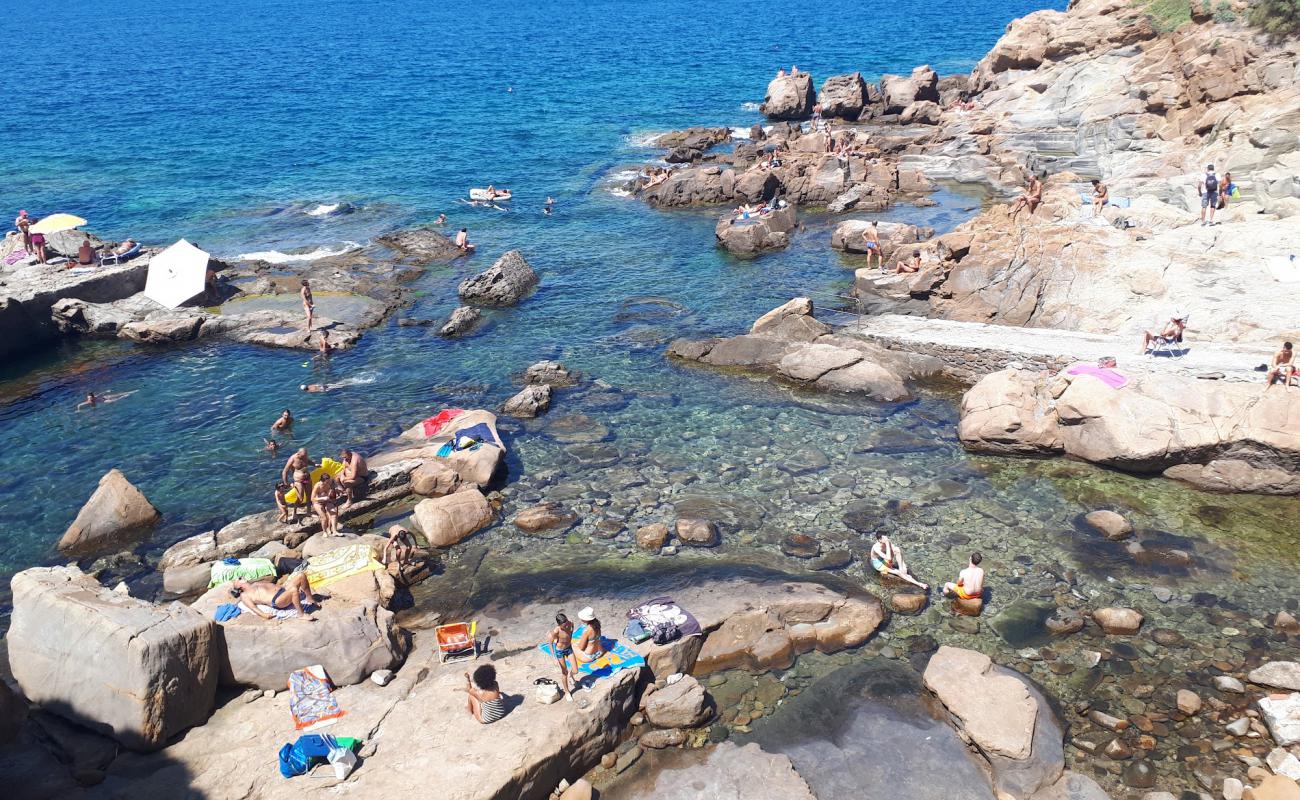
[[535, 682, 562, 704], [327, 745, 357, 779]]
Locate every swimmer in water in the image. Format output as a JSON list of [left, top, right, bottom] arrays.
[[264, 437, 280, 454], [76, 390, 136, 411], [272, 409, 293, 433], [301, 383, 332, 393], [435, 213, 446, 226]]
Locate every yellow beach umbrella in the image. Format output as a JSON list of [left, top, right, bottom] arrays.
[[28, 213, 87, 235]]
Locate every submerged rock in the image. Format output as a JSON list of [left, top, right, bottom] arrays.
[[439, 305, 481, 337], [1092, 607, 1144, 635], [525, 360, 580, 388], [59, 468, 161, 555], [1249, 661, 1300, 692], [376, 227, 462, 261], [458, 250, 539, 306], [675, 519, 719, 547], [502, 384, 552, 418], [1083, 510, 1133, 541], [512, 502, 578, 534]]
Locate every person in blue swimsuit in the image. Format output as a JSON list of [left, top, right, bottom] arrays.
[[548, 612, 579, 701]]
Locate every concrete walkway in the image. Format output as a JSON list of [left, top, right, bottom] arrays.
[[840, 314, 1269, 384]]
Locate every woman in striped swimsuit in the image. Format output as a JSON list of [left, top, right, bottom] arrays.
[[463, 665, 506, 724]]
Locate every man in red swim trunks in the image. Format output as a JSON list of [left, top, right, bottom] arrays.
[[942, 552, 985, 601]]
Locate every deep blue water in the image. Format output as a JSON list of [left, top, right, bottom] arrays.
[[0, 0, 1064, 594]]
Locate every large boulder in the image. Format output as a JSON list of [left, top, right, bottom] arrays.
[[880, 65, 940, 112], [412, 489, 494, 547], [503, 384, 552, 418], [191, 583, 406, 690], [458, 250, 539, 306], [715, 205, 798, 255], [58, 469, 161, 555], [377, 409, 507, 488], [924, 646, 1036, 759], [818, 72, 868, 119], [525, 360, 580, 388], [761, 72, 816, 120], [376, 227, 461, 261], [830, 220, 933, 258], [644, 675, 712, 728], [8, 566, 216, 751]]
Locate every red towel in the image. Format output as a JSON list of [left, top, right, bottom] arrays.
[[421, 409, 465, 438]]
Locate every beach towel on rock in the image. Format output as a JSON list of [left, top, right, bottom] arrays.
[[448, 422, 499, 449], [208, 557, 277, 587], [629, 596, 703, 638], [421, 408, 466, 437], [539, 630, 646, 679], [1066, 363, 1129, 389], [290, 667, 346, 730], [304, 543, 381, 591]]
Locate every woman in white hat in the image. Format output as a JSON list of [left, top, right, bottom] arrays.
[[574, 606, 606, 663]]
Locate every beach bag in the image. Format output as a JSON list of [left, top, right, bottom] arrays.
[[624, 618, 651, 643], [278, 742, 311, 778], [651, 622, 681, 646], [327, 743, 358, 779], [533, 677, 562, 705]]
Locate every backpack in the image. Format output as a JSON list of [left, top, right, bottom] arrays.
[[1204, 173, 1219, 195]]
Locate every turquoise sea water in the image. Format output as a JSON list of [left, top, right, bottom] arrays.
[[0, 0, 1063, 590]]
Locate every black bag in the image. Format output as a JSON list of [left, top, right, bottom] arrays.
[[651, 622, 681, 645]]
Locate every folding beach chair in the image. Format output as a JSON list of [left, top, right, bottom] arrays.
[[1147, 314, 1188, 358], [436, 621, 479, 664], [101, 242, 142, 266]]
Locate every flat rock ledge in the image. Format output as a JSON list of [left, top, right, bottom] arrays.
[[959, 367, 1300, 494], [668, 297, 941, 401]]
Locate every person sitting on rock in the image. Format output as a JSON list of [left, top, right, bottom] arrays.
[[575, 607, 607, 664], [1091, 179, 1108, 215], [77, 235, 97, 266], [1009, 173, 1044, 220], [893, 249, 922, 275], [455, 227, 472, 253], [382, 524, 416, 567], [460, 665, 507, 724], [1264, 341, 1295, 392], [339, 447, 368, 507], [861, 221, 883, 270], [1138, 313, 1186, 355], [311, 472, 342, 536], [942, 552, 985, 602], [274, 481, 295, 523], [229, 572, 315, 620], [870, 533, 928, 590]]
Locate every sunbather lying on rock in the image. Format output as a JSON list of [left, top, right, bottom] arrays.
[[229, 572, 315, 620]]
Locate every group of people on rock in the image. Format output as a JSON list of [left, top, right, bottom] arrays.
[[268, 410, 369, 537], [869, 532, 986, 603], [9, 210, 138, 267], [546, 607, 609, 701], [860, 221, 924, 274]]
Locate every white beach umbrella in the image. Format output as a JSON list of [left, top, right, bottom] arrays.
[[144, 239, 210, 309]]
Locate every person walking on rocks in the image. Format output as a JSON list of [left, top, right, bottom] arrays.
[[1264, 341, 1295, 392], [870, 533, 928, 590], [300, 279, 315, 331], [942, 552, 984, 601], [548, 612, 580, 701], [861, 221, 883, 270], [1198, 164, 1220, 226]]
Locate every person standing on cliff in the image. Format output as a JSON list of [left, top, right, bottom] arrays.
[[1198, 164, 1220, 226], [300, 279, 314, 331], [14, 210, 31, 254]]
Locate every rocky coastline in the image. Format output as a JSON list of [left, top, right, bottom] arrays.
[[6, 0, 1300, 798]]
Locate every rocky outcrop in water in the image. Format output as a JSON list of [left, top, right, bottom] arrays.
[[818, 72, 869, 119], [760, 72, 815, 120], [503, 384, 552, 418], [458, 250, 539, 306], [959, 367, 1300, 494], [8, 565, 217, 751], [831, 219, 934, 261], [59, 468, 161, 555], [714, 204, 797, 255], [440, 305, 481, 337], [669, 298, 941, 401], [376, 227, 463, 261], [412, 489, 495, 547]]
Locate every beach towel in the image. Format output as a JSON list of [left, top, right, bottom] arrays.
[[448, 422, 499, 448], [1066, 363, 1129, 389], [421, 408, 466, 437], [629, 596, 703, 638], [208, 557, 276, 587], [289, 667, 346, 731], [304, 543, 381, 591], [539, 629, 646, 679], [245, 601, 311, 620], [3, 245, 29, 266]]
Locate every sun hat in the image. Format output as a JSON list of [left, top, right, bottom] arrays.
[[578, 607, 596, 622]]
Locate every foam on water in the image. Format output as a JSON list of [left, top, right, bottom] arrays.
[[236, 242, 362, 263], [305, 202, 342, 217], [739, 101, 761, 111]]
